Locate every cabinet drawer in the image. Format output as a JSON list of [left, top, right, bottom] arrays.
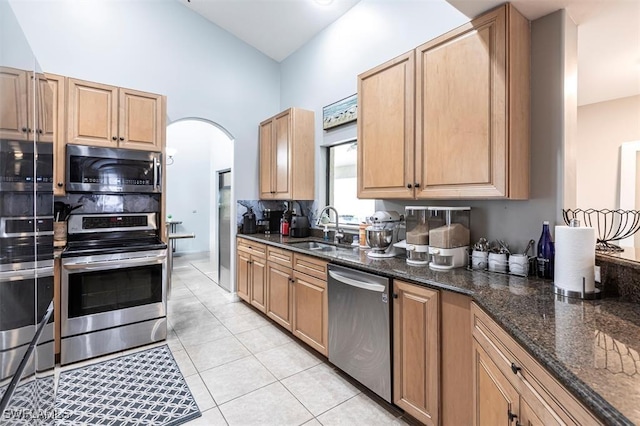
[[471, 303, 601, 425], [293, 253, 328, 281], [237, 238, 266, 258], [267, 246, 293, 268]]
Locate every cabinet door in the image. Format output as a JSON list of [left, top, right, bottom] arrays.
[[0, 67, 29, 140], [519, 398, 546, 426], [357, 51, 415, 199], [415, 8, 507, 199], [259, 119, 274, 198], [292, 271, 327, 356], [393, 280, 439, 426], [36, 74, 55, 143], [119, 88, 163, 151], [236, 250, 251, 303], [266, 263, 293, 331], [250, 256, 267, 313], [42, 74, 66, 195], [67, 78, 119, 147], [473, 339, 520, 426], [273, 110, 291, 199]]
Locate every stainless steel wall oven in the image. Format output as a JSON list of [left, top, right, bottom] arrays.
[[60, 213, 167, 365], [0, 140, 53, 192]]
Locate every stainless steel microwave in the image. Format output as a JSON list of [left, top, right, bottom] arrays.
[[66, 145, 162, 193]]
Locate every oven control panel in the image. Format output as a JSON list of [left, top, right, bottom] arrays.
[[68, 213, 157, 234], [83, 215, 148, 230]]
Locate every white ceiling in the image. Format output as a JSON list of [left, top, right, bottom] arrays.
[[180, 0, 640, 106], [179, 0, 361, 62]]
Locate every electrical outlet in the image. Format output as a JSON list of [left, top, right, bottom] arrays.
[[594, 265, 601, 283]]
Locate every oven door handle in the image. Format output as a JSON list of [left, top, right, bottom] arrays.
[[63, 255, 166, 271], [0, 267, 54, 281]]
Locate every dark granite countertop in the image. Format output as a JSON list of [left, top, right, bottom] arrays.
[[238, 233, 640, 426], [598, 248, 640, 271]]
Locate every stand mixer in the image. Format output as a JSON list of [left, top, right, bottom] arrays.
[[365, 211, 403, 259]]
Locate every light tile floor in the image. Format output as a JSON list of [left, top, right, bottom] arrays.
[[171, 253, 410, 426], [56, 252, 410, 426]]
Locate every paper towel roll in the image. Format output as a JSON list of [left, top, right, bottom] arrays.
[[554, 226, 596, 293]]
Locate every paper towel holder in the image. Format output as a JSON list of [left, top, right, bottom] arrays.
[[554, 277, 601, 300]]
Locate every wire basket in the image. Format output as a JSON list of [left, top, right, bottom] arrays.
[[562, 209, 640, 252]]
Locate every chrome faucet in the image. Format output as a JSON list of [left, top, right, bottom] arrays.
[[316, 205, 344, 244]]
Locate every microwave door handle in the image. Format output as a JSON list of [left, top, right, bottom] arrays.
[[64, 255, 166, 271], [153, 156, 160, 191]]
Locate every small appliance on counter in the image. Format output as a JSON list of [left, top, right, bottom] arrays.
[[427, 207, 471, 270], [290, 215, 310, 238], [365, 211, 403, 259], [242, 208, 257, 234], [261, 209, 284, 234], [396, 206, 430, 265]]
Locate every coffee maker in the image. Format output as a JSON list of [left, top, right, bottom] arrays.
[[261, 209, 284, 234]]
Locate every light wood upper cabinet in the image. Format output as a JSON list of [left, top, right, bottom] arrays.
[[357, 51, 415, 199], [119, 87, 164, 151], [393, 280, 439, 426], [42, 74, 67, 195], [259, 107, 315, 200], [67, 78, 164, 152], [0, 67, 30, 140], [0, 67, 57, 142], [358, 4, 530, 200]]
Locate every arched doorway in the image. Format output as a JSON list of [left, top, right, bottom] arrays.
[[166, 118, 234, 290]]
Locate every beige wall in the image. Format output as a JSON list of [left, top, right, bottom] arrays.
[[577, 95, 640, 210]]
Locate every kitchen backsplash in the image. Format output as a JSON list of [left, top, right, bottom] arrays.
[[237, 200, 317, 230], [55, 194, 161, 215]]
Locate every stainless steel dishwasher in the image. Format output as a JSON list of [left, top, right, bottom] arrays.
[[327, 264, 391, 403]]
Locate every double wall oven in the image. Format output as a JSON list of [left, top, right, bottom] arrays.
[[60, 213, 167, 365], [0, 140, 55, 385]]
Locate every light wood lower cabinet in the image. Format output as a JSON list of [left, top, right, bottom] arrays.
[[266, 263, 293, 331], [249, 257, 267, 313], [471, 303, 601, 426], [393, 280, 439, 426], [238, 240, 328, 356], [292, 269, 328, 356], [235, 239, 266, 312]]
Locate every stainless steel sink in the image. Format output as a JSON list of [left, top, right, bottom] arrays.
[[289, 241, 338, 252]]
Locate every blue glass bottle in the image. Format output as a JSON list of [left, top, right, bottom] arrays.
[[537, 221, 555, 279]]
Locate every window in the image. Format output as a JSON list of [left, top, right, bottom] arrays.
[[327, 141, 375, 227]]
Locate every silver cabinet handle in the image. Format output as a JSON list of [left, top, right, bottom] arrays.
[[328, 270, 386, 293]]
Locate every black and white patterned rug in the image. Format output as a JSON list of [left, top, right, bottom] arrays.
[[55, 345, 201, 426]]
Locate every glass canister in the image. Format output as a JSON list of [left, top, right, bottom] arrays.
[[427, 207, 471, 270], [405, 206, 430, 265]]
